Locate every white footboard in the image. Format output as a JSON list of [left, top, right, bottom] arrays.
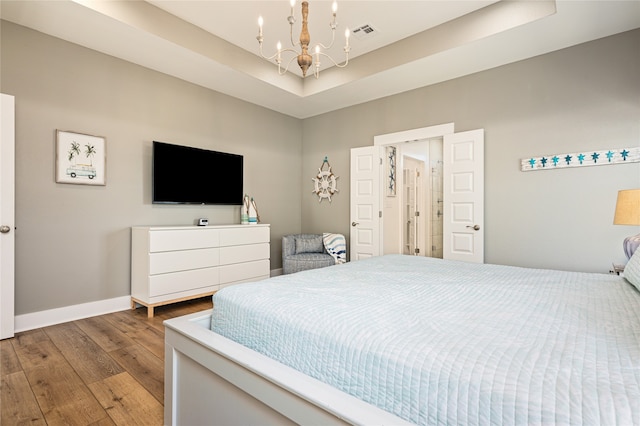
[[164, 310, 413, 425]]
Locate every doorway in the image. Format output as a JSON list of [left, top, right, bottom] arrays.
[[396, 137, 443, 258], [350, 123, 484, 262]]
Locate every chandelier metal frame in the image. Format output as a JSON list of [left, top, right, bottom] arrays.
[[257, 0, 350, 78]]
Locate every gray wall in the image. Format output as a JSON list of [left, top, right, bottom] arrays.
[[1, 21, 302, 315], [2, 21, 639, 316], [302, 29, 640, 273]]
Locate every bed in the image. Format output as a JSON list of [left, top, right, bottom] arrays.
[[164, 254, 640, 425]]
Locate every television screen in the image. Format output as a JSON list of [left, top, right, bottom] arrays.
[[152, 141, 243, 205]]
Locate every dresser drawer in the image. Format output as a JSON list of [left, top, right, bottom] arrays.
[[149, 229, 220, 252], [149, 267, 219, 297], [219, 226, 270, 246], [220, 243, 269, 266], [219, 259, 270, 284], [149, 248, 219, 275]]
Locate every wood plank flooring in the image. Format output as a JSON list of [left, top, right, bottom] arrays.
[[1, 297, 212, 426]]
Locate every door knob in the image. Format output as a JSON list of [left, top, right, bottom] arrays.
[[466, 224, 480, 231], [351, 222, 359, 227], [0, 225, 11, 234]]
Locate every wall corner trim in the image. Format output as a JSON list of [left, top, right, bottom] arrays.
[[14, 296, 131, 333]]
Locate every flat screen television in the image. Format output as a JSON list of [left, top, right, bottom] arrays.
[[152, 141, 243, 205]]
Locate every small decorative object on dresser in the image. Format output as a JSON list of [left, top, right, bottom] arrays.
[[241, 194, 250, 224], [249, 197, 260, 224], [131, 224, 270, 317]]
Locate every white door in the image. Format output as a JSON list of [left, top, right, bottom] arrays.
[[443, 129, 484, 263], [0, 94, 15, 339], [403, 156, 426, 256], [350, 146, 382, 260]]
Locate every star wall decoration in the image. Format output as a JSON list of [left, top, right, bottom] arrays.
[[521, 147, 639, 171]]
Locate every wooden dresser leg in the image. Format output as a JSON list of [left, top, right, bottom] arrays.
[[148, 306, 154, 318]]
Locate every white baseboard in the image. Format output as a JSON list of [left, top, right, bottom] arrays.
[[14, 269, 283, 333], [14, 296, 131, 333]]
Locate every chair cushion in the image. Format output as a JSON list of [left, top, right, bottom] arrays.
[[294, 235, 324, 254], [282, 253, 335, 274]]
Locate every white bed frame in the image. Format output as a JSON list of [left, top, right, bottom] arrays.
[[164, 310, 413, 425]]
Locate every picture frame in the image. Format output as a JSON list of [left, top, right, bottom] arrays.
[[386, 145, 396, 196], [56, 130, 106, 185]]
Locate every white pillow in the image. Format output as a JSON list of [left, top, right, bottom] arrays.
[[624, 247, 640, 291]]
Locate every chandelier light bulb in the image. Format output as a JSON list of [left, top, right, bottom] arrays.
[[257, 16, 263, 39], [332, 1, 337, 13]]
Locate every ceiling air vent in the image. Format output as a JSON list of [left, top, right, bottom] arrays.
[[351, 24, 378, 40]]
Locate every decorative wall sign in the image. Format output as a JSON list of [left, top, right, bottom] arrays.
[[386, 145, 397, 196], [312, 157, 339, 202], [56, 130, 106, 185], [521, 146, 640, 172]]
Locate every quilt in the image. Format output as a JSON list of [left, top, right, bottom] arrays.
[[211, 255, 640, 425]]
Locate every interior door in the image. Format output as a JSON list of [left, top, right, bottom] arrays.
[[443, 129, 484, 263], [1, 94, 15, 339], [350, 146, 382, 260], [403, 156, 426, 255]]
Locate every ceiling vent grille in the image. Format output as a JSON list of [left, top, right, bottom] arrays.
[[351, 24, 378, 40]]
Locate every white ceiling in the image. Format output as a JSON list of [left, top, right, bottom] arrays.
[[1, 0, 639, 118]]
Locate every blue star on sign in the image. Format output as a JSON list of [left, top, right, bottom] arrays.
[[621, 149, 629, 160], [552, 156, 560, 166], [529, 158, 536, 168], [578, 153, 585, 164], [606, 151, 614, 162], [564, 155, 572, 165], [541, 157, 548, 167], [591, 152, 600, 163]]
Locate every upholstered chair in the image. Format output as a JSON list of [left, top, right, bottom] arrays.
[[282, 234, 335, 274]]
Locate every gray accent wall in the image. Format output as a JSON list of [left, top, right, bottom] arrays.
[[301, 28, 640, 273], [1, 21, 302, 315], [1, 20, 639, 316]]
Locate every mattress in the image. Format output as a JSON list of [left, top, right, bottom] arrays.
[[211, 254, 640, 425]]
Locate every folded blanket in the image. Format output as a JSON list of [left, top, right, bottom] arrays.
[[323, 233, 346, 264]]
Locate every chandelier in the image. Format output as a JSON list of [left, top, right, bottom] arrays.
[[257, 0, 350, 78]]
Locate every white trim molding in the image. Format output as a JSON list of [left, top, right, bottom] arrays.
[[374, 123, 454, 146], [14, 296, 131, 333], [15, 267, 282, 332]]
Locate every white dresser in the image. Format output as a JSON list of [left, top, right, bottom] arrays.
[[131, 224, 270, 317]]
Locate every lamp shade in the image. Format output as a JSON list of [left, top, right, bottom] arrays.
[[614, 189, 640, 225]]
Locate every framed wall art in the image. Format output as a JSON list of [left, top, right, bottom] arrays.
[[56, 130, 106, 185], [386, 145, 396, 196]]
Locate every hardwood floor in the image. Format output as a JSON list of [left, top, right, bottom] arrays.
[[1, 297, 213, 426]]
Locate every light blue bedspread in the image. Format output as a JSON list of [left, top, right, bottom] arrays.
[[211, 255, 640, 425]]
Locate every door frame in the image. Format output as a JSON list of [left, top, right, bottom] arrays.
[[373, 123, 455, 256]]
